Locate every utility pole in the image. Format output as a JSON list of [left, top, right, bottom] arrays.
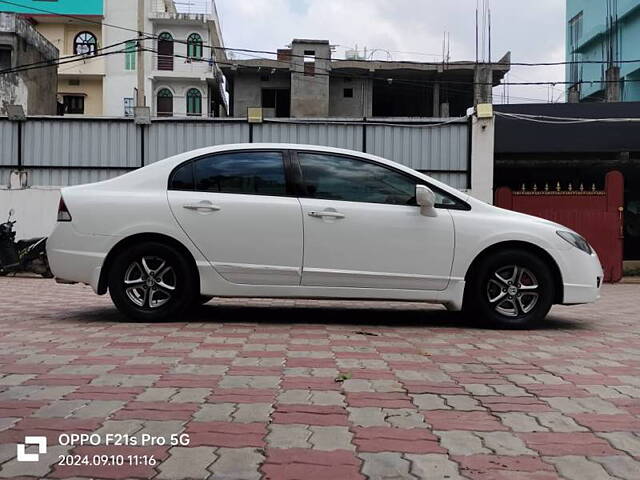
[[605, 66, 621, 102], [136, 0, 145, 107]]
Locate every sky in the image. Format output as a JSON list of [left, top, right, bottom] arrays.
[[213, 0, 567, 104]]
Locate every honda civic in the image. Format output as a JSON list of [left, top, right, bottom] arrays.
[[47, 144, 602, 328]]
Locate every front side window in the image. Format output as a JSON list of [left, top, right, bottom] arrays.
[[187, 33, 203, 59], [191, 152, 287, 196], [297, 152, 468, 209], [297, 153, 416, 205], [74, 31, 97, 55]]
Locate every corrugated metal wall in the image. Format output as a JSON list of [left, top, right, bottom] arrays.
[[23, 119, 139, 168], [254, 122, 363, 150], [0, 120, 17, 167], [145, 120, 250, 164], [0, 117, 469, 189], [366, 123, 468, 171]]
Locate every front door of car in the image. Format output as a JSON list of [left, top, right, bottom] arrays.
[[167, 150, 303, 286], [295, 152, 455, 290]]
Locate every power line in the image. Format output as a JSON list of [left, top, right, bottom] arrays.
[[0, 0, 148, 36], [0, 38, 141, 75], [3, 39, 634, 97], [4, 0, 640, 69], [1, 44, 142, 76], [2, 36, 635, 95], [2, 0, 637, 91], [495, 111, 640, 123], [0, 38, 143, 76]]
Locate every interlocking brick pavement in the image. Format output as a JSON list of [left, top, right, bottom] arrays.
[[0, 278, 639, 479]]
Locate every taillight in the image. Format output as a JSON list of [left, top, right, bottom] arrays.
[[57, 196, 72, 222]]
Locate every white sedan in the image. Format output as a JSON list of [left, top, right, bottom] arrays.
[[47, 144, 603, 328]]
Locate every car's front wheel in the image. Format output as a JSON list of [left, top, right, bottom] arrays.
[[108, 241, 197, 321], [464, 249, 555, 329]]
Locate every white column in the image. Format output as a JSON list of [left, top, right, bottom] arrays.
[[469, 110, 495, 204]]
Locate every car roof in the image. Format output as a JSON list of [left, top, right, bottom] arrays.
[[155, 143, 468, 200], [159, 143, 412, 178], [68, 143, 471, 205]]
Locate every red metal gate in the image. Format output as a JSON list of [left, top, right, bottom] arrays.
[[495, 171, 624, 283]]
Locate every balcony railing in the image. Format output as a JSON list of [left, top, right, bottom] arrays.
[[153, 55, 216, 76], [152, 0, 214, 14]]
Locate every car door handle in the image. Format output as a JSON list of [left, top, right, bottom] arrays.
[[183, 202, 221, 212], [308, 211, 345, 219]]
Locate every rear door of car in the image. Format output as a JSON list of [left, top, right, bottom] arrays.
[[167, 149, 303, 286]]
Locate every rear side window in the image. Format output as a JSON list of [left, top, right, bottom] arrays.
[[169, 161, 195, 190], [193, 151, 287, 196]]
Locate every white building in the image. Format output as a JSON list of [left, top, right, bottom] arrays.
[[103, 0, 226, 117]]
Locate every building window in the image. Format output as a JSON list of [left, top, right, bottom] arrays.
[[187, 33, 203, 59], [157, 32, 174, 70], [343, 88, 354, 98], [124, 41, 136, 71], [261, 88, 290, 117], [303, 49, 315, 76], [568, 11, 583, 85], [124, 97, 134, 117], [186, 88, 202, 116], [74, 31, 97, 55], [157, 88, 173, 117], [0, 46, 11, 70], [63, 95, 85, 114]]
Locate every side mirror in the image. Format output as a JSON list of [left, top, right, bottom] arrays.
[[416, 185, 437, 216]]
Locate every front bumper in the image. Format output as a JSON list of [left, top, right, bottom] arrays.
[[556, 247, 603, 305]]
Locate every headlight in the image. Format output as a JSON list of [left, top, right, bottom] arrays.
[[556, 230, 592, 254]]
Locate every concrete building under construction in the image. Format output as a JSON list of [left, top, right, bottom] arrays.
[[222, 38, 511, 118]]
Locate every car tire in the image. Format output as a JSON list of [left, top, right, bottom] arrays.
[[464, 249, 555, 329], [108, 241, 197, 322]]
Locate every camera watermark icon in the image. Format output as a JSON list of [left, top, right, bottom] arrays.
[[16, 436, 47, 462]]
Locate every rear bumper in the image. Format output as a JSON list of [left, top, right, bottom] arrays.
[[46, 223, 120, 293]]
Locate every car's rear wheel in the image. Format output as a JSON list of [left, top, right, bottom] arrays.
[[108, 241, 196, 321], [464, 249, 555, 329]]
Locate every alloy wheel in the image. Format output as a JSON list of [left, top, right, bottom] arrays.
[[486, 265, 539, 317], [124, 256, 176, 309]]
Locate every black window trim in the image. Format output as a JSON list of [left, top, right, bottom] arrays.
[[168, 149, 297, 198], [73, 31, 98, 56], [290, 149, 471, 211]]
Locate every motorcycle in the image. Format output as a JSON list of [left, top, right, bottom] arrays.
[[0, 209, 53, 278]]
